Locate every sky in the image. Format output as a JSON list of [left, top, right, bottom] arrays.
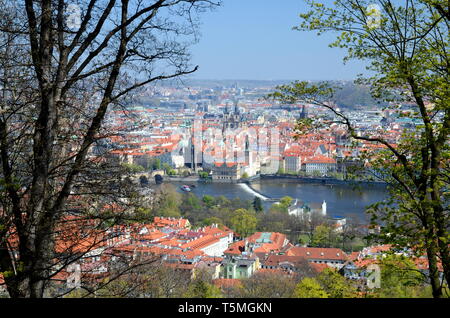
[[189, 0, 369, 81]]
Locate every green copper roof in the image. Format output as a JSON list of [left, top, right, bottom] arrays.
[[256, 232, 272, 243]]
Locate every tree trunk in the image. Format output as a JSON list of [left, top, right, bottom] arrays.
[[423, 210, 443, 298]]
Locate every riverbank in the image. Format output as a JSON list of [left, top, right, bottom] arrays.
[[164, 173, 386, 186], [257, 174, 387, 186], [167, 176, 200, 182]]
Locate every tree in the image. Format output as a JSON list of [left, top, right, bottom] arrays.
[[311, 224, 332, 247], [374, 254, 431, 298], [311, 170, 322, 177], [198, 171, 209, 179], [269, 0, 449, 297], [229, 208, 257, 238], [340, 217, 365, 252], [298, 209, 327, 244], [184, 280, 222, 298], [252, 196, 264, 213], [316, 268, 358, 298], [0, 0, 218, 298], [201, 217, 223, 227], [181, 170, 190, 177], [150, 158, 161, 171], [279, 196, 293, 208], [202, 195, 215, 208], [121, 163, 145, 173], [67, 261, 191, 298], [162, 163, 172, 173], [147, 265, 192, 298], [154, 184, 182, 217], [257, 211, 287, 234], [215, 195, 231, 207], [139, 175, 149, 187], [294, 277, 328, 298], [310, 223, 342, 248], [180, 193, 202, 215], [238, 271, 298, 298], [269, 196, 292, 214]]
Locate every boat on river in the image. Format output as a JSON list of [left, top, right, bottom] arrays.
[[180, 185, 192, 192]]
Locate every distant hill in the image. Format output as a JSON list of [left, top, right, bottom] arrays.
[[142, 79, 384, 109], [332, 82, 382, 109]]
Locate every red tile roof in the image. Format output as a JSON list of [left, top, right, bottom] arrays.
[[284, 247, 347, 261], [310, 263, 330, 272], [180, 235, 220, 250]]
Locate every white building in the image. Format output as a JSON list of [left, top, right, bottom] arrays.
[[303, 155, 337, 176], [288, 199, 327, 217]]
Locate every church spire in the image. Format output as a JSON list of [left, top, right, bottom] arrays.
[[300, 105, 307, 119]]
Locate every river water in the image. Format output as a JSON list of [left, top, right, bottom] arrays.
[[171, 178, 389, 221]]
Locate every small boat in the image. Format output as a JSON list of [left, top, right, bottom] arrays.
[[180, 185, 192, 192], [188, 184, 196, 188]]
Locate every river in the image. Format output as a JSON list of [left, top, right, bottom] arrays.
[[170, 178, 389, 221]]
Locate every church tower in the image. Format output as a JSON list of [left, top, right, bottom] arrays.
[[223, 100, 242, 131], [300, 104, 307, 119], [190, 126, 196, 172], [245, 134, 250, 165]]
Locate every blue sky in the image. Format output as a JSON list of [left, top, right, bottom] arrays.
[[189, 0, 368, 81]]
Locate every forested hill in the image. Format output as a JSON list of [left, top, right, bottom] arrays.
[[333, 82, 383, 109]]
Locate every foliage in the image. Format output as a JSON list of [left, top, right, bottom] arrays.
[[268, 196, 293, 214], [0, 0, 219, 298], [148, 158, 161, 171], [374, 254, 431, 298], [153, 184, 182, 217], [311, 224, 332, 247], [252, 196, 264, 213], [279, 196, 293, 207], [238, 271, 298, 298], [184, 280, 222, 298], [202, 195, 216, 208], [229, 208, 257, 238], [201, 217, 224, 227], [198, 171, 209, 179], [181, 193, 202, 212], [121, 163, 145, 173], [316, 268, 358, 298], [181, 170, 190, 177], [139, 175, 149, 186], [269, 0, 450, 297], [310, 224, 342, 248], [162, 163, 176, 175], [333, 82, 381, 109], [294, 277, 328, 298]]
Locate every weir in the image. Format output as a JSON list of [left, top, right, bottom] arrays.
[[237, 182, 279, 202]]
